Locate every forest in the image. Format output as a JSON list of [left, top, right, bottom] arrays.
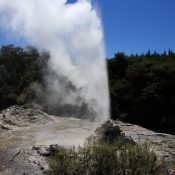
[[0, 44, 175, 134], [0, 45, 49, 110], [108, 50, 175, 134]]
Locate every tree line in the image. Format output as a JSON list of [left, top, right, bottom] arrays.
[[108, 50, 175, 134]]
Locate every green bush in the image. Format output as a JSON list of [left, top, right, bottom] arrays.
[[47, 139, 165, 175]]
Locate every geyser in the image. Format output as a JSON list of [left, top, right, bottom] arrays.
[[0, 0, 110, 121]]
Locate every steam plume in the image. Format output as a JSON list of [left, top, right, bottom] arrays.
[[0, 0, 110, 121]]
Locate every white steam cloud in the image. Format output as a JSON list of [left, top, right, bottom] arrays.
[[0, 0, 110, 121]]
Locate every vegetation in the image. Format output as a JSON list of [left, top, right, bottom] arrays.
[[0, 44, 49, 110], [108, 50, 175, 134], [47, 138, 166, 175]]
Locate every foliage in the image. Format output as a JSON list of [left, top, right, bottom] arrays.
[[47, 139, 165, 175], [108, 50, 175, 134], [0, 44, 49, 110]]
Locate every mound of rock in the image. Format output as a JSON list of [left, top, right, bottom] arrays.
[[87, 120, 133, 144], [94, 120, 125, 141], [87, 119, 175, 165], [115, 120, 175, 163], [0, 105, 52, 129]]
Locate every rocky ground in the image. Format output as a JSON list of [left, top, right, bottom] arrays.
[[0, 105, 175, 175], [0, 105, 98, 175]]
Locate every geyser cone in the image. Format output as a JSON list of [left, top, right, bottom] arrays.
[[0, 0, 110, 121]]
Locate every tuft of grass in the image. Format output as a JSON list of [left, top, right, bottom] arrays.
[[47, 138, 166, 175]]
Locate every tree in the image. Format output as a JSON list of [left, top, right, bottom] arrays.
[[108, 50, 175, 134], [0, 44, 49, 110]]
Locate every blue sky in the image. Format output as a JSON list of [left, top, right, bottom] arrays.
[[98, 0, 175, 57], [0, 0, 175, 57]]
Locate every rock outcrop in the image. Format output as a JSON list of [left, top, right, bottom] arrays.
[[0, 105, 52, 128], [115, 120, 175, 163], [0, 105, 54, 175], [88, 120, 133, 143], [89, 119, 175, 164]]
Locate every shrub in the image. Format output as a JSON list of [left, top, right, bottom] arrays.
[[47, 139, 165, 175]]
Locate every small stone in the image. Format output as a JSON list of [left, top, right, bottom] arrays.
[[32, 146, 40, 151], [39, 148, 50, 157], [1, 124, 10, 130], [49, 144, 60, 155], [40, 166, 45, 170]]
